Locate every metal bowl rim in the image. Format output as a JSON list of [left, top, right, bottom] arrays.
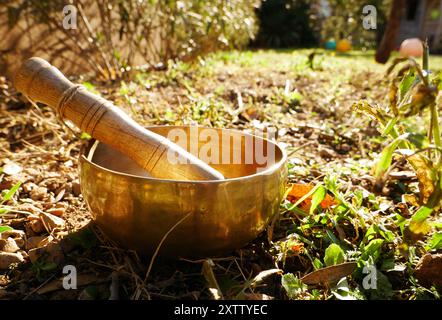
[[80, 125, 287, 184]]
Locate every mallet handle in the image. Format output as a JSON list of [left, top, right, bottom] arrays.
[[14, 57, 224, 181]]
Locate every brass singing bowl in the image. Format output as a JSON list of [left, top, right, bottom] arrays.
[[79, 126, 287, 258]]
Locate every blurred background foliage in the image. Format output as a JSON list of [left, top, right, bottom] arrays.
[[319, 0, 391, 49], [251, 0, 392, 49], [1, 0, 259, 79], [1, 0, 393, 79], [253, 0, 318, 48]]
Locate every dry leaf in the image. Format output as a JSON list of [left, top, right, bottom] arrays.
[[287, 183, 336, 211], [37, 274, 108, 294], [202, 259, 224, 300], [251, 269, 282, 286], [408, 154, 435, 205], [301, 262, 357, 285]]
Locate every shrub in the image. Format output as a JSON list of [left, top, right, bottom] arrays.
[[1, 0, 258, 79], [253, 0, 318, 48]]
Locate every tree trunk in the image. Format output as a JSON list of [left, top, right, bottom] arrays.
[[375, 0, 406, 64]]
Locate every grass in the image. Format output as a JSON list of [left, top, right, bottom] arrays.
[[0, 49, 441, 300]]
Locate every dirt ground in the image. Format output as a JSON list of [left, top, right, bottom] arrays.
[[0, 49, 441, 300]]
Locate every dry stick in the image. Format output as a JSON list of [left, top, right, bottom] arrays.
[[124, 1, 138, 68], [109, 272, 119, 300], [97, 0, 119, 72], [91, 226, 120, 266], [180, 257, 236, 264], [135, 2, 153, 56], [27, 0, 103, 76], [40, 37, 90, 73], [76, 2, 114, 78], [233, 258, 248, 283], [23, 274, 57, 300], [42, 32, 102, 76], [141, 213, 191, 289], [125, 257, 151, 300]]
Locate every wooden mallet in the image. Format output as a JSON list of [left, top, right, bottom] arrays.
[[14, 57, 224, 181]]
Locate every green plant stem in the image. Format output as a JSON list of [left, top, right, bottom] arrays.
[[430, 103, 442, 163]]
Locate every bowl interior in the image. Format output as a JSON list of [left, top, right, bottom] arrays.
[[88, 126, 284, 179]]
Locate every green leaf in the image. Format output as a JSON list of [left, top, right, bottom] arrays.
[[82, 82, 99, 94], [407, 133, 429, 149], [80, 132, 92, 140], [382, 117, 398, 136], [374, 135, 408, 179], [313, 258, 323, 270], [281, 273, 307, 299], [363, 225, 377, 243], [332, 278, 364, 300], [0, 226, 13, 233], [40, 262, 58, 271], [409, 205, 433, 236], [399, 72, 416, 101], [426, 232, 442, 250], [412, 205, 434, 223], [324, 243, 345, 267], [310, 185, 326, 215], [360, 239, 384, 262], [326, 229, 340, 244], [368, 271, 393, 300], [0, 182, 22, 204], [378, 224, 395, 242], [409, 179, 442, 236]]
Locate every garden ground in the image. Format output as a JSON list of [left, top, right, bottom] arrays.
[[0, 49, 441, 300]]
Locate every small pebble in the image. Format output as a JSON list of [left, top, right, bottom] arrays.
[[29, 219, 45, 234], [46, 204, 66, 217], [40, 212, 65, 232], [2, 162, 22, 175], [26, 236, 46, 250], [0, 252, 24, 270], [30, 186, 48, 201], [0, 238, 20, 253], [72, 180, 81, 196]]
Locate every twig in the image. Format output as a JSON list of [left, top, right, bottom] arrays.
[[142, 213, 191, 286]]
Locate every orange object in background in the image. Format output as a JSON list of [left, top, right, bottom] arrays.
[[336, 39, 352, 52], [286, 183, 336, 212], [399, 38, 423, 58]]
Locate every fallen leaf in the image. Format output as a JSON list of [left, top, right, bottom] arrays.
[[287, 183, 336, 212], [301, 262, 357, 285], [251, 269, 282, 286], [37, 274, 108, 294], [414, 253, 442, 289]]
